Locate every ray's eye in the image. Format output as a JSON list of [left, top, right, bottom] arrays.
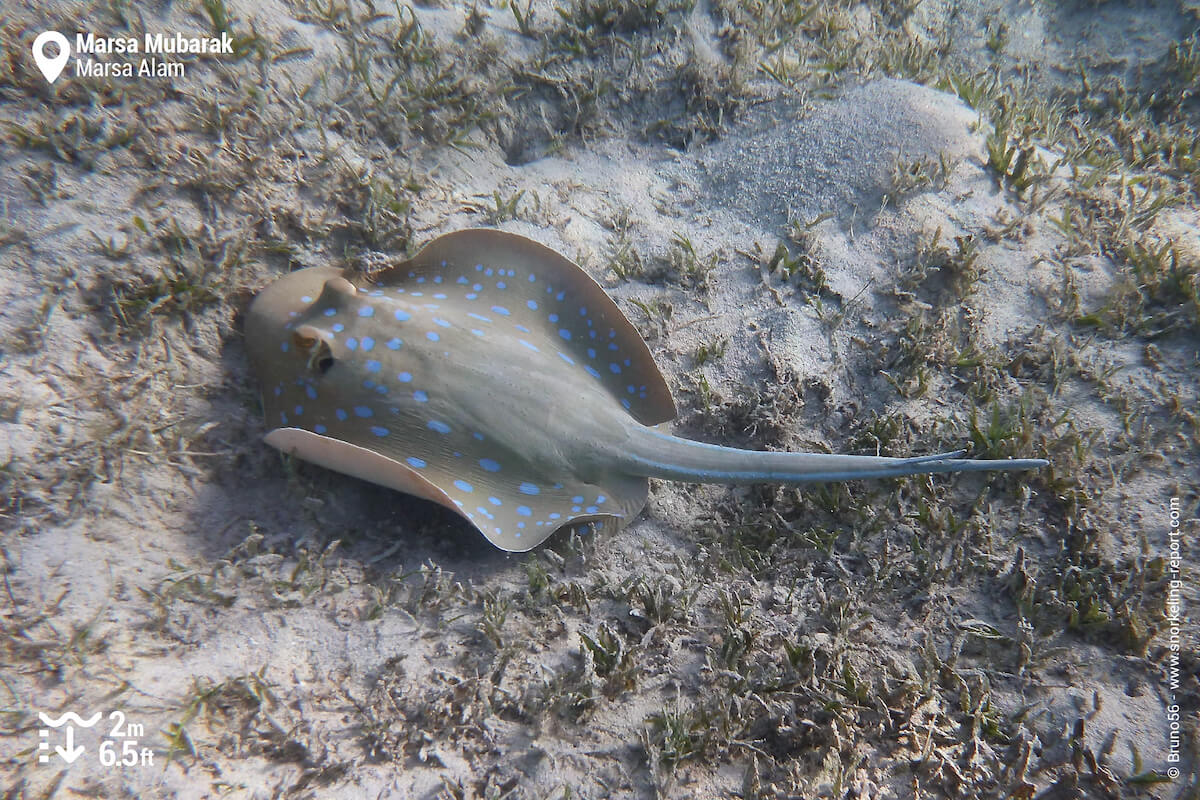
[[305, 338, 335, 376], [290, 324, 334, 376]]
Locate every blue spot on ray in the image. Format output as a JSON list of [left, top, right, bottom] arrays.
[[387, 338, 402, 350], [394, 309, 411, 321], [517, 506, 532, 517], [354, 406, 373, 418], [519, 482, 540, 495], [361, 337, 375, 351], [426, 331, 440, 342], [455, 479, 474, 493], [336, 409, 348, 421], [413, 390, 428, 402], [371, 426, 389, 437], [407, 457, 426, 468], [428, 420, 452, 434], [358, 306, 374, 317], [480, 458, 501, 472]]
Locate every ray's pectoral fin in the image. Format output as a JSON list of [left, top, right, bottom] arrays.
[[430, 469, 650, 553], [264, 428, 463, 516], [262, 428, 650, 553]]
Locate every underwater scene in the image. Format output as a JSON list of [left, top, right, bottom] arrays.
[[1, 0, 1196, 797]]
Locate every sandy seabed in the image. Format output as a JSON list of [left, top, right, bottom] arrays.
[[1, 0, 1197, 798]]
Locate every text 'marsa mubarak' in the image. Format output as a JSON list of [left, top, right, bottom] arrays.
[[74, 32, 234, 56]]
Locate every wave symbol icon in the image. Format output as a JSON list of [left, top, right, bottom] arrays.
[[38, 711, 102, 728]]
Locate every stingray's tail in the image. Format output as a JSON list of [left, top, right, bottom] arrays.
[[618, 427, 1047, 485]]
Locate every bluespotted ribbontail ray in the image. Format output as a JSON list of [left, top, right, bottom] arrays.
[[245, 229, 1047, 552]]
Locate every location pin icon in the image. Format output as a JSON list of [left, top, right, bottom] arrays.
[[32, 31, 70, 83]]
